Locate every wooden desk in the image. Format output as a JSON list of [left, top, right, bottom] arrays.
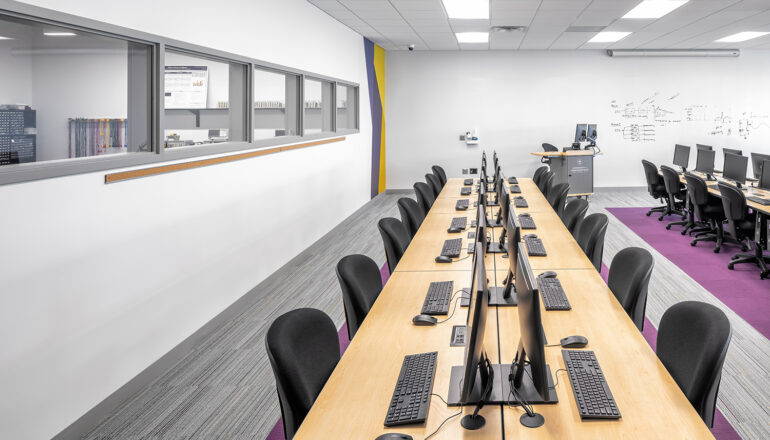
[[531, 150, 595, 157], [496, 269, 714, 439]]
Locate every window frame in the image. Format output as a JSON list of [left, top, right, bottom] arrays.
[[0, 0, 360, 185]]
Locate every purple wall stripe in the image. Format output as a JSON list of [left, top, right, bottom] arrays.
[[364, 38, 383, 199]]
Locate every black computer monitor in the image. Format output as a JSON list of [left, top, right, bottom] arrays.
[[696, 144, 713, 151], [673, 144, 691, 171], [759, 160, 770, 191], [492, 208, 520, 307], [751, 152, 770, 180], [575, 124, 587, 143], [509, 246, 558, 407], [476, 203, 487, 248], [694, 148, 715, 179], [723, 152, 748, 187], [586, 124, 597, 142]]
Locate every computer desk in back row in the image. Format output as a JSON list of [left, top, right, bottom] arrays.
[[293, 270, 504, 439], [429, 178, 553, 214], [495, 268, 715, 439]]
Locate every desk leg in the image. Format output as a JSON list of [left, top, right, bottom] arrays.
[[756, 212, 768, 251]]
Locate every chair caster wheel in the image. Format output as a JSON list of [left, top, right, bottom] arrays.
[[728, 264, 734, 270], [714, 248, 720, 253], [658, 217, 663, 222], [666, 225, 672, 230], [646, 212, 652, 217], [690, 241, 696, 247], [741, 246, 749, 252]]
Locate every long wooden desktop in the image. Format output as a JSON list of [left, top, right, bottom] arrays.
[[293, 177, 713, 439]]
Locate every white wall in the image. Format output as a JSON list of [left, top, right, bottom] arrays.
[[386, 50, 770, 189], [1, 1, 371, 439]]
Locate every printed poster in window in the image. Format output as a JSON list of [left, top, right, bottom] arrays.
[[164, 66, 208, 109]]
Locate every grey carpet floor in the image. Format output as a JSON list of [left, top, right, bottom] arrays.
[[81, 188, 768, 440]]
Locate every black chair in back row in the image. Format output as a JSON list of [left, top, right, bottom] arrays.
[[641, 160, 669, 219], [575, 213, 608, 272], [533, 166, 548, 186], [378, 217, 411, 274], [336, 254, 383, 340], [425, 173, 442, 198], [547, 183, 569, 217], [659, 165, 688, 230], [538, 171, 554, 197], [560, 198, 589, 236], [397, 197, 424, 238], [657, 301, 732, 427], [541, 143, 558, 164], [608, 247, 653, 331], [266, 308, 340, 440], [431, 165, 447, 186], [717, 182, 769, 279], [684, 173, 729, 253], [413, 182, 435, 216]]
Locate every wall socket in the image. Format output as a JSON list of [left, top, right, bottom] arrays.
[[462, 168, 469, 174], [469, 168, 478, 174], [459, 134, 466, 141]]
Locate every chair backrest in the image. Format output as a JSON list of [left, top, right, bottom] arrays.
[[575, 213, 608, 272], [265, 308, 340, 439], [642, 160, 665, 197], [542, 143, 559, 152], [538, 171, 554, 196], [716, 182, 748, 239], [608, 247, 654, 331], [547, 183, 570, 217], [413, 182, 435, 215], [425, 173, 442, 198], [335, 254, 383, 340], [397, 197, 424, 238], [533, 166, 548, 185], [378, 217, 411, 273], [683, 173, 712, 222], [431, 165, 447, 186], [657, 301, 732, 427], [660, 165, 683, 199], [560, 198, 589, 235]]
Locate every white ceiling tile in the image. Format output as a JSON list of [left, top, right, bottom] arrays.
[[338, 0, 393, 11], [449, 18, 492, 33], [389, 0, 444, 11], [491, 10, 537, 26], [549, 31, 594, 49], [308, 0, 346, 11], [572, 10, 621, 26], [540, 0, 592, 11], [459, 42, 491, 50], [489, 31, 525, 49], [411, 23, 453, 32]]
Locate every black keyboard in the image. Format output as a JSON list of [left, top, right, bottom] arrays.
[[441, 238, 463, 258], [421, 281, 454, 315], [385, 352, 438, 427], [524, 235, 546, 256], [450, 217, 467, 231], [538, 277, 571, 310], [514, 196, 528, 208], [562, 350, 620, 420], [510, 185, 521, 194], [456, 199, 469, 210], [518, 214, 536, 229], [747, 195, 770, 206], [464, 178, 474, 185], [461, 187, 472, 196], [508, 177, 518, 184]]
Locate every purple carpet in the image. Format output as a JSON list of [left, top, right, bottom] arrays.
[[607, 207, 769, 340], [265, 264, 391, 440]]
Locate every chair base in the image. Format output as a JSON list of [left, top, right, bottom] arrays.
[[646, 205, 667, 217], [728, 246, 770, 279]]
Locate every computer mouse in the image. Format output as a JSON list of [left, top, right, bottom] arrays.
[[435, 255, 452, 263], [525, 234, 538, 239], [376, 434, 413, 440], [560, 335, 588, 348], [520, 213, 531, 217], [539, 271, 557, 278], [447, 227, 462, 233], [412, 314, 437, 326]]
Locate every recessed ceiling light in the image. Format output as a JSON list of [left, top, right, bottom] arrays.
[[588, 32, 632, 43], [456, 32, 489, 43], [623, 1, 688, 19], [0, 36, 12, 40], [716, 31, 770, 43], [44, 32, 77, 37], [443, 0, 489, 20]]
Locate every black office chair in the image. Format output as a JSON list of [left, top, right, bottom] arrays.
[[266, 308, 340, 440], [560, 198, 589, 235], [684, 173, 729, 252], [642, 160, 669, 218], [575, 213, 608, 272], [431, 165, 447, 187], [413, 182, 435, 216], [397, 197, 424, 238], [532, 166, 548, 186], [336, 254, 383, 340], [546, 183, 569, 217], [541, 143, 558, 164], [657, 301, 732, 428], [660, 165, 688, 229], [378, 217, 411, 273], [608, 247, 653, 331], [718, 182, 769, 279], [425, 173, 442, 198], [538, 171, 554, 198]]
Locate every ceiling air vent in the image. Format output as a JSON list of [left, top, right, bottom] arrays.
[[490, 26, 527, 33]]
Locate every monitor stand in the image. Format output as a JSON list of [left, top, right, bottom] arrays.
[[447, 364, 558, 405], [488, 286, 517, 306], [487, 241, 506, 254], [486, 217, 504, 228], [501, 363, 559, 404]]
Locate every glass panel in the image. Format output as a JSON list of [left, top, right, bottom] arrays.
[[253, 68, 299, 140], [163, 50, 246, 148], [336, 84, 357, 130], [304, 78, 332, 135], [0, 14, 152, 166]]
